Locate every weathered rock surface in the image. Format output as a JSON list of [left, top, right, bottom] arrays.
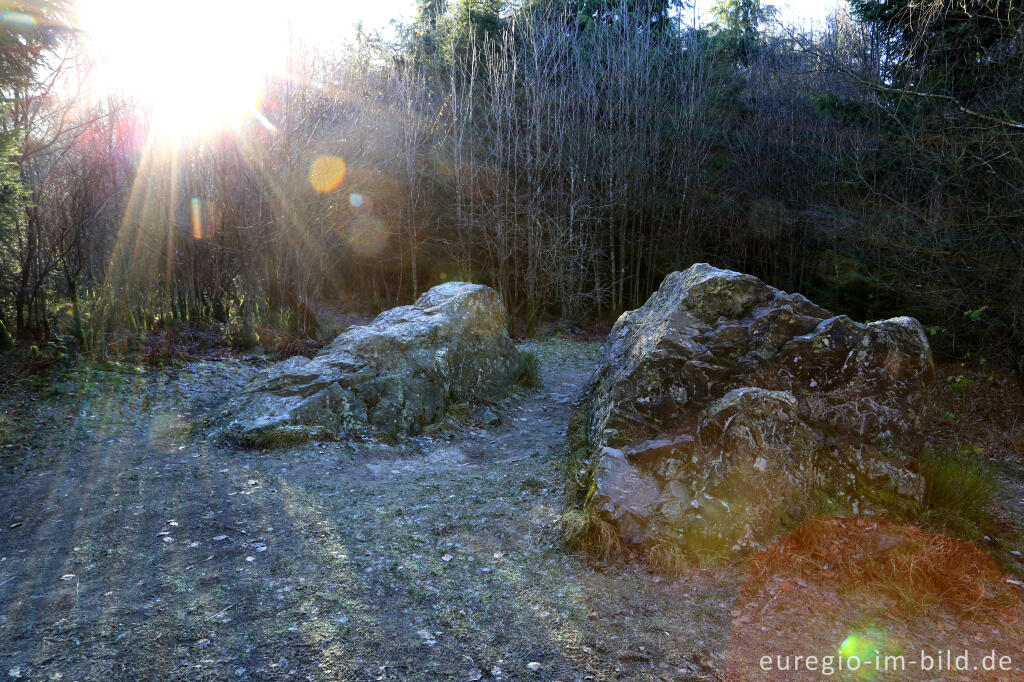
[[218, 282, 523, 445], [571, 263, 934, 555]]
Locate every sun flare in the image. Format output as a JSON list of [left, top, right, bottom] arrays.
[[78, 0, 286, 138]]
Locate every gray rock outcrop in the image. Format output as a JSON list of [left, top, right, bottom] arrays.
[[570, 264, 934, 555], [219, 282, 523, 445]]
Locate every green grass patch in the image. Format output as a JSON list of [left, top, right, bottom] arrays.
[[518, 350, 541, 388], [918, 445, 1002, 542]]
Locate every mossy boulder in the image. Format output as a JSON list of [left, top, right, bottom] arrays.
[[573, 264, 934, 556], [217, 282, 523, 445]]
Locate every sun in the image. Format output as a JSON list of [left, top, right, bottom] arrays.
[[78, 0, 286, 138]]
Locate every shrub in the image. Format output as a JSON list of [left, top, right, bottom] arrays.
[[228, 323, 259, 351]]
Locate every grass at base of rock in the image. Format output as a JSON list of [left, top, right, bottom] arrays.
[[562, 507, 620, 560], [646, 539, 690, 577], [918, 444, 1001, 539]]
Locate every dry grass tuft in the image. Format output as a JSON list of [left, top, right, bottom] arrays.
[[748, 518, 1018, 617], [272, 333, 322, 359], [562, 508, 621, 560], [647, 538, 690, 577]]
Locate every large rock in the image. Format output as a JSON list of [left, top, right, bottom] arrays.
[[571, 264, 934, 555], [218, 282, 523, 445]]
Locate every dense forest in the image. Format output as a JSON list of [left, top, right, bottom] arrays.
[[1, 0, 1022, 367]]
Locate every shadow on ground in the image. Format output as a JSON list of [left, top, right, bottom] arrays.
[[0, 341, 732, 681]]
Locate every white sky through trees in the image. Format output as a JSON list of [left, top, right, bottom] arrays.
[[318, 0, 843, 36]]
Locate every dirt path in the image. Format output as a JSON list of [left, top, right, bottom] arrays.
[[0, 341, 734, 681]]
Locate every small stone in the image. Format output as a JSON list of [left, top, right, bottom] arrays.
[[472, 406, 501, 426], [527, 661, 541, 671]]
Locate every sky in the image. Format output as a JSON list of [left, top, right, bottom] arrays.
[[694, 0, 842, 28], [333, 0, 845, 36], [66, 0, 848, 140]]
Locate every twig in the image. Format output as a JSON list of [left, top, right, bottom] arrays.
[[207, 601, 239, 621]]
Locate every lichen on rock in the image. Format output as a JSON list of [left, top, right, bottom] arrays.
[[571, 263, 935, 557], [216, 282, 523, 446]]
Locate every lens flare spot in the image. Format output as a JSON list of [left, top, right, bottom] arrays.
[[147, 412, 189, 452], [310, 156, 347, 193], [838, 625, 896, 677], [348, 216, 389, 257], [189, 197, 218, 239], [1, 11, 37, 28], [349, 193, 363, 208], [839, 635, 867, 659], [253, 109, 278, 133]]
